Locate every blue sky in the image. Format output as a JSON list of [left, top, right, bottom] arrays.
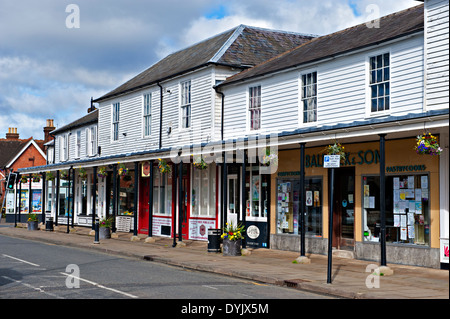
[[0, 0, 420, 139]]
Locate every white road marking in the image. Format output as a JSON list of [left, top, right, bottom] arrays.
[[2, 254, 40, 267], [60, 273, 139, 299], [1, 276, 64, 299]]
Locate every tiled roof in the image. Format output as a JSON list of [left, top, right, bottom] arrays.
[[51, 109, 98, 135], [94, 25, 315, 102], [218, 4, 424, 87]]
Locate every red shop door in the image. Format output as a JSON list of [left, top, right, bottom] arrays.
[[139, 177, 150, 235]]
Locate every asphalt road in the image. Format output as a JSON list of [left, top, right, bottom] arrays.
[[0, 235, 333, 301]]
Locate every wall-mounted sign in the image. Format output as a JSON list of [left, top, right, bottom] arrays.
[[247, 225, 260, 239], [142, 161, 151, 177], [323, 155, 340, 168]]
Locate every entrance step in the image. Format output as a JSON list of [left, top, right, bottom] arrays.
[[332, 249, 355, 259]]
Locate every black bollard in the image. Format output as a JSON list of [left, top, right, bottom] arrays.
[[94, 218, 100, 244]]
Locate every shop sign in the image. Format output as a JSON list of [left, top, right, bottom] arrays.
[[141, 161, 151, 177], [386, 165, 426, 173], [247, 225, 260, 239]]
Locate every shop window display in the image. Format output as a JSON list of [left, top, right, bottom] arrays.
[[363, 174, 430, 245], [276, 177, 322, 236], [118, 169, 135, 216], [245, 165, 269, 221]]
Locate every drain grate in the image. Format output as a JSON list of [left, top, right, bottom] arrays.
[[284, 279, 311, 288]]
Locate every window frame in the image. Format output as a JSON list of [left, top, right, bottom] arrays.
[[300, 71, 318, 124], [112, 102, 120, 142], [180, 80, 191, 130], [366, 51, 391, 117], [75, 130, 81, 159], [248, 85, 262, 131], [143, 93, 152, 137]]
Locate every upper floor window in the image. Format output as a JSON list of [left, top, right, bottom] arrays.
[[112, 102, 120, 141], [143, 93, 152, 137], [180, 81, 191, 129], [301, 72, 317, 123], [75, 130, 81, 158], [370, 53, 390, 113], [86, 126, 97, 156], [59, 134, 68, 162], [249, 85, 261, 130]]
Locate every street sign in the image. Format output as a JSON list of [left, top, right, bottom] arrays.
[[323, 155, 340, 168]]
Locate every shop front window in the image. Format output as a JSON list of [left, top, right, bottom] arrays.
[[245, 165, 269, 221], [191, 164, 216, 217], [118, 169, 135, 216], [59, 176, 71, 216], [153, 166, 172, 216], [363, 174, 430, 246], [276, 177, 323, 236]]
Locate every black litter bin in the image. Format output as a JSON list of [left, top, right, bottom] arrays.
[[46, 217, 54, 231], [207, 229, 222, 253]]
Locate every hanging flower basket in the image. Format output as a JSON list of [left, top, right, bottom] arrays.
[[97, 166, 108, 179], [118, 163, 129, 177], [158, 158, 171, 174], [46, 171, 55, 181], [60, 170, 69, 180], [193, 156, 208, 170], [324, 142, 346, 162], [78, 167, 87, 180], [261, 148, 278, 166], [32, 174, 41, 183], [20, 176, 28, 183], [415, 133, 442, 156]]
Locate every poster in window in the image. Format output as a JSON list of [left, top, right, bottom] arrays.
[[400, 227, 407, 240], [306, 191, 312, 206], [394, 215, 400, 227], [32, 190, 42, 213], [252, 176, 260, 201], [421, 176, 428, 189]]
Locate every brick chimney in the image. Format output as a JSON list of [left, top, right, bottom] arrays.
[[5, 127, 19, 140], [43, 119, 55, 143]]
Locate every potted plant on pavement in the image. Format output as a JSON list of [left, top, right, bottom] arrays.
[[221, 222, 245, 256], [27, 213, 39, 231], [99, 217, 112, 239]]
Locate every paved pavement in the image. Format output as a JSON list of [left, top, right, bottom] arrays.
[[0, 223, 448, 299]]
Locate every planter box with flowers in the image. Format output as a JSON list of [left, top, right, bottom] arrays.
[[415, 133, 442, 156], [221, 222, 245, 256], [27, 213, 39, 230], [99, 217, 112, 239]]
